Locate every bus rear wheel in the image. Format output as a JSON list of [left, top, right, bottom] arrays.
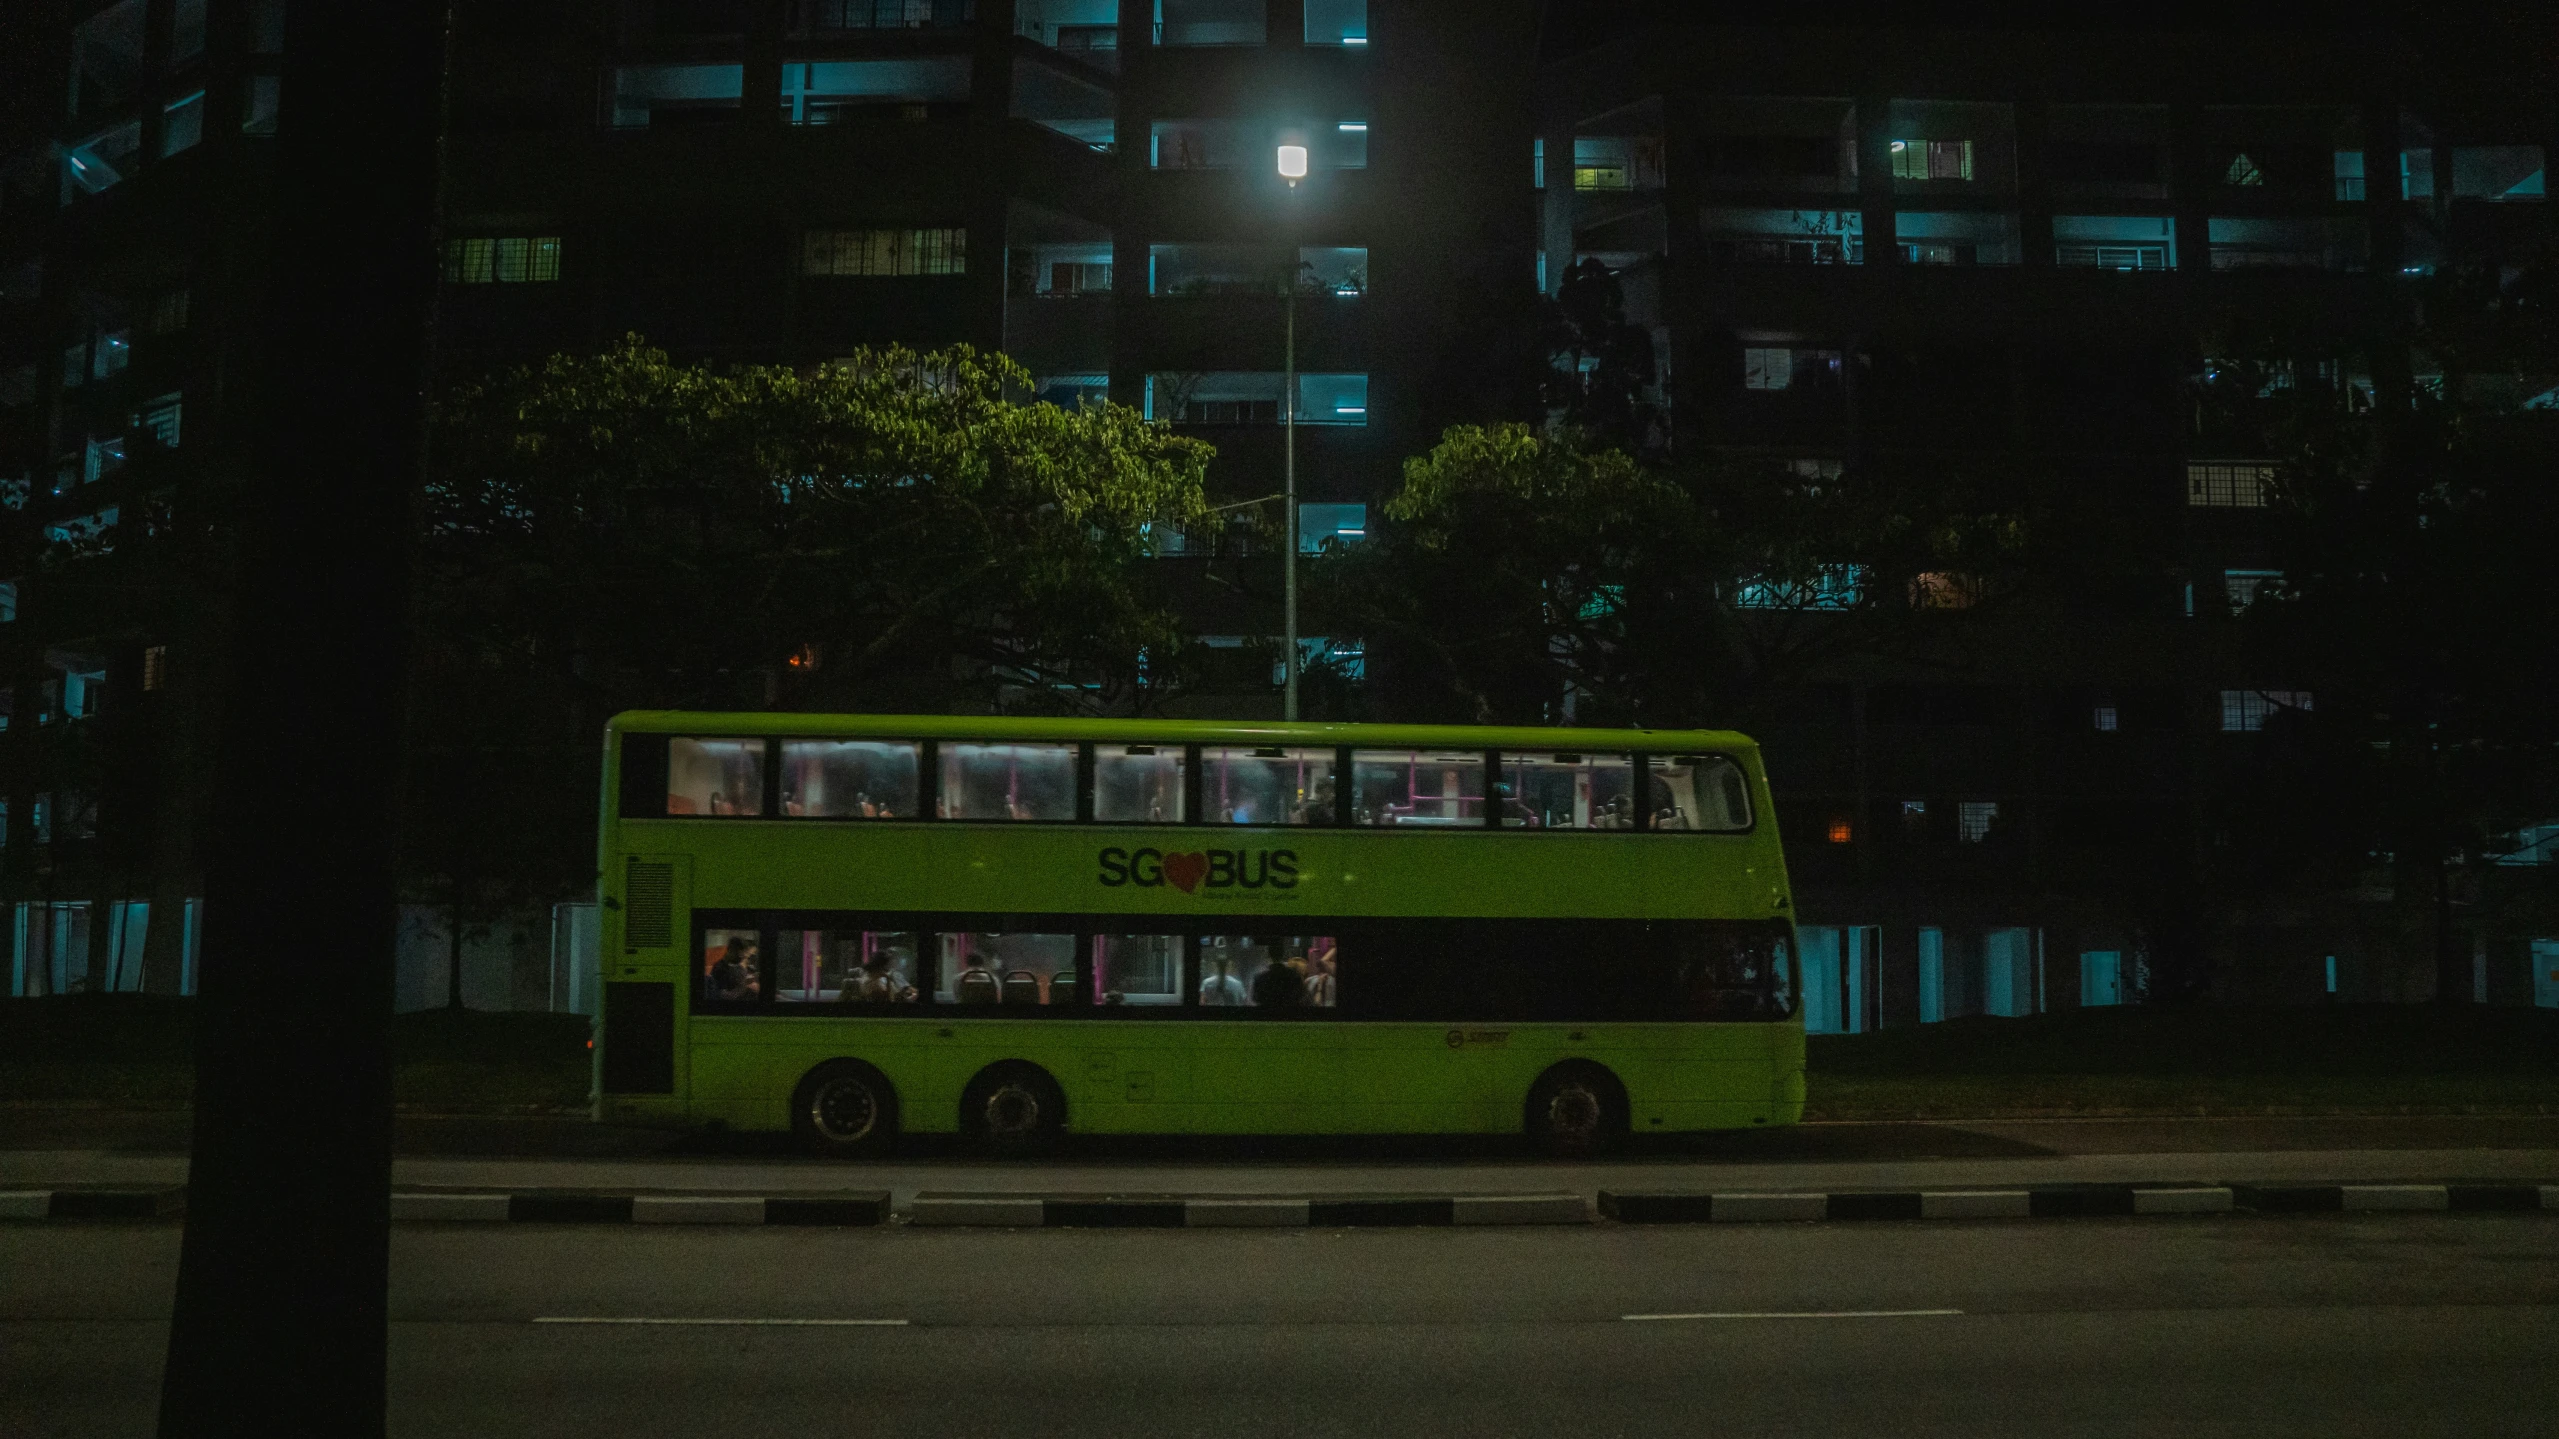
[[1525, 1063, 1627, 1157], [793, 1060, 899, 1158], [961, 1063, 1066, 1156]]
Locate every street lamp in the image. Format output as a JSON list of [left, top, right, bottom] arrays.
[[1277, 143, 1304, 720]]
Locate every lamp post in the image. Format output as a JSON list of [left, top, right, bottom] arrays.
[[1277, 143, 1308, 720]]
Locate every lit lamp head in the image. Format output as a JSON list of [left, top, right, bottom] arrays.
[[1277, 144, 1309, 186]]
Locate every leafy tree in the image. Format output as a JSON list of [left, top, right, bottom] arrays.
[[407, 338, 1215, 918], [1315, 422, 2028, 727]]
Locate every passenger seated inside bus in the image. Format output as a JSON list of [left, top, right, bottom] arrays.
[[705, 935, 760, 1001], [955, 952, 1002, 1004], [1199, 956, 1247, 1006], [1251, 957, 1304, 1007], [840, 950, 915, 1004]]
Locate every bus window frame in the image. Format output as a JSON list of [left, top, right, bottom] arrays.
[[621, 734, 1756, 837], [687, 910, 1798, 1022]]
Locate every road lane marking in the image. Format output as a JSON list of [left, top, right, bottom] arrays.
[[533, 1317, 910, 1327], [1623, 1309, 1962, 1321]]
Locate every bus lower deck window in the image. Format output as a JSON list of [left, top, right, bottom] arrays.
[[1201, 934, 1338, 1007], [940, 931, 1079, 1004], [774, 929, 919, 1004], [1093, 934, 1183, 1004]]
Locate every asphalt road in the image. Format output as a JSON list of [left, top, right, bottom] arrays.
[[10, 1212, 2559, 1437]]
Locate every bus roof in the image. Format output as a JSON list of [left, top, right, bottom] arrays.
[[606, 711, 1761, 755]]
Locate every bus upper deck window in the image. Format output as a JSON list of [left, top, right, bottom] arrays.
[[939, 742, 1076, 822], [1648, 755, 1752, 832], [1352, 749, 1484, 827], [1497, 752, 1636, 829], [668, 737, 765, 816], [1096, 745, 1187, 823], [781, 740, 918, 818], [1201, 745, 1336, 825]]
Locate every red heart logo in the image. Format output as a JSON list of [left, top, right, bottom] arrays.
[[1162, 852, 1208, 894]]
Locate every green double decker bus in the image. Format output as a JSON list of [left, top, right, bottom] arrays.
[[593, 713, 1803, 1155]]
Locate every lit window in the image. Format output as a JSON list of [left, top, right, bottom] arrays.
[[161, 90, 206, 157], [91, 329, 131, 380], [1734, 564, 1867, 610], [1298, 503, 1366, 552], [1958, 801, 1998, 843], [1304, 0, 1365, 44], [609, 64, 744, 128], [135, 394, 182, 449], [442, 236, 562, 283], [45, 507, 121, 549], [2224, 152, 2265, 186], [2224, 569, 2282, 610], [1909, 572, 1981, 610], [142, 644, 167, 691], [802, 228, 968, 276], [242, 76, 280, 135], [2092, 704, 2118, 731], [0, 581, 17, 622], [1155, 0, 1266, 47], [1826, 818, 1854, 844], [2220, 689, 2312, 733], [1891, 139, 1973, 181], [84, 434, 128, 484], [1743, 346, 1792, 390], [2187, 462, 2273, 507], [780, 57, 970, 123]]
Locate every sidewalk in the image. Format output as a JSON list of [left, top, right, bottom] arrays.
[[7, 1106, 2557, 1209]]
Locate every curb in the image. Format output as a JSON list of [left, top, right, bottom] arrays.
[[6, 1183, 2554, 1228], [1598, 1182, 2559, 1223], [907, 1192, 1592, 1228], [389, 1188, 893, 1226]]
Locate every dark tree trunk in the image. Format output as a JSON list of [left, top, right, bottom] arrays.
[[155, 1, 447, 1433]]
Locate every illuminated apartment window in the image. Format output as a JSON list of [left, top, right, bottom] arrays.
[[135, 394, 182, 450], [1958, 801, 1998, 843], [0, 581, 18, 622], [442, 236, 562, 284], [802, 228, 968, 276], [142, 644, 167, 691], [2187, 462, 2273, 508], [161, 90, 206, 157], [2092, 704, 2118, 732], [2220, 689, 2312, 733], [1891, 139, 1973, 180], [1826, 818, 1854, 844], [2224, 569, 2282, 610], [1742, 346, 1840, 391]]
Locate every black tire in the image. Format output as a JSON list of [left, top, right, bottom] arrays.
[[960, 1062, 1067, 1155], [792, 1060, 900, 1158], [1524, 1062, 1628, 1157]]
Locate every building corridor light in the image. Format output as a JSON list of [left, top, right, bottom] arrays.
[[1277, 145, 1309, 182], [1338, 122, 1367, 131]]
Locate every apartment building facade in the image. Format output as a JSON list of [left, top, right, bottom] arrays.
[[0, 0, 2550, 1013]]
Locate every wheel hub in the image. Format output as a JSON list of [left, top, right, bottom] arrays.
[[813, 1080, 878, 1142], [985, 1085, 1041, 1135], [1548, 1084, 1602, 1137]]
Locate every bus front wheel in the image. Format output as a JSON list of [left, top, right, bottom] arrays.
[[793, 1060, 900, 1158], [961, 1063, 1066, 1155], [1525, 1063, 1627, 1157]]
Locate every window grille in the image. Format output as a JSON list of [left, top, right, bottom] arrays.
[[802, 228, 968, 276], [2187, 462, 2273, 508]]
